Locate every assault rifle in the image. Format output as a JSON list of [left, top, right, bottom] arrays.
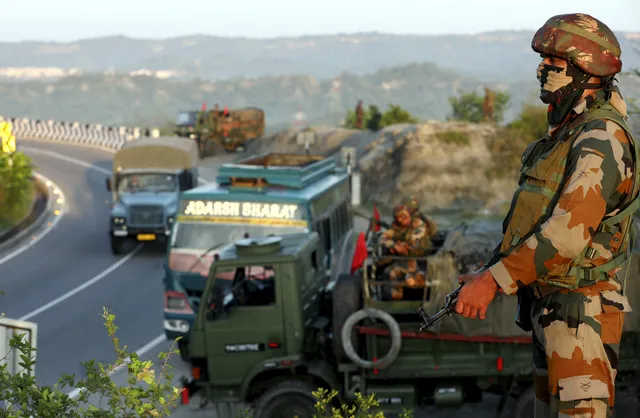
[[417, 284, 463, 331]]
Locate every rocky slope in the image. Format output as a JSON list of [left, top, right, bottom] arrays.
[[252, 121, 517, 215]]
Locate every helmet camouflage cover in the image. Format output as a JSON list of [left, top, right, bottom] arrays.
[[531, 13, 622, 77], [402, 196, 420, 214]]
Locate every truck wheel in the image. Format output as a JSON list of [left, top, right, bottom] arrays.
[[178, 340, 190, 362], [332, 274, 362, 362], [512, 387, 534, 418], [110, 236, 125, 255], [341, 308, 402, 369], [255, 380, 319, 418]]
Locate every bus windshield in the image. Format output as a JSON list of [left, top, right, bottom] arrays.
[[168, 221, 308, 275]]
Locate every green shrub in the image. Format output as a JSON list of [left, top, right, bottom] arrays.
[[0, 152, 35, 228], [312, 388, 413, 418], [0, 306, 181, 417], [448, 90, 511, 124], [344, 104, 418, 131], [434, 130, 470, 146]]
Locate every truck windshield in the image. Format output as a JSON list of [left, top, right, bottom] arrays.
[[176, 112, 196, 126], [117, 173, 177, 194], [168, 222, 308, 275]]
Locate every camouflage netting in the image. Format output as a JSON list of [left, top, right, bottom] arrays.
[[422, 221, 640, 337]]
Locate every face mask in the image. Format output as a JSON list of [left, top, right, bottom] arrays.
[[537, 63, 573, 104]]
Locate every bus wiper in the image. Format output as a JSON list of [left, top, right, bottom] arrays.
[[187, 243, 225, 273]]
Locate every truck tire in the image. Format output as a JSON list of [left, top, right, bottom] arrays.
[[512, 387, 534, 418], [110, 236, 125, 255], [254, 380, 318, 418], [332, 274, 362, 362], [341, 308, 402, 370]]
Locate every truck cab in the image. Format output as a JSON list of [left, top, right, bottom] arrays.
[[106, 137, 199, 255], [186, 233, 335, 417]]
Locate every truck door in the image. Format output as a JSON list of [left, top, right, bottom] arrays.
[[201, 264, 285, 387]]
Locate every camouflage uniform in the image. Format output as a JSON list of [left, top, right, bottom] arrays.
[[403, 196, 438, 239], [482, 14, 637, 418], [380, 204, 431, 300]]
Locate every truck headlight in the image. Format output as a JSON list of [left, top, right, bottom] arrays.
[[112, 217, 126, 225], [167, 216, 174, 224]]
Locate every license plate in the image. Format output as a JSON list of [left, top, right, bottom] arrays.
[[137, 234, 156, 241]]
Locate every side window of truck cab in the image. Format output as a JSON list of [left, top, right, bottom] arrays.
[[207, 265, 277, 313]]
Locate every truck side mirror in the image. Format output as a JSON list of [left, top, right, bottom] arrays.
[[106, 177, 112, 192]]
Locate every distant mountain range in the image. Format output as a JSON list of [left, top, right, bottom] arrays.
[[0, 31, 637, 128], [1, 31, 638, 82]]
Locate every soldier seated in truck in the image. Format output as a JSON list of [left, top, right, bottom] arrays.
[[377, 204, 432, 300]]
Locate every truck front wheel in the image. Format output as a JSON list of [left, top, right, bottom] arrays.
[[255, 380, 319, 418], [110, 236, 125, 255]]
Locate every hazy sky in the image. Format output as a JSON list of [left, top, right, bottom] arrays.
[[3, 0, 638, 42]]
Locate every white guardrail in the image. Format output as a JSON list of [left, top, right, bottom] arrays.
[[0, 116, 161, 151]]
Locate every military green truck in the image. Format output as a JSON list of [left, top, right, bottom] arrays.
[[106, 137, 199, 254], [174, 107, 265, 158], [180, 227, 640, 418]]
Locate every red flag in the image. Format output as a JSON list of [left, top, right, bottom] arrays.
[[201, 103, 207, 111], [373, 205, 381, 232], [351, 232, 367, 274]]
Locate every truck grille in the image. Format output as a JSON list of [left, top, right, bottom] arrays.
[[129, 205, 164, 227]]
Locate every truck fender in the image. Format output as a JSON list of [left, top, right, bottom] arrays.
[[239, 357, 340, 401], [342, 308, 402, 370]]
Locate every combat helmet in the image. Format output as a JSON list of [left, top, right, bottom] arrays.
[[402, 196, 420, 215], [531, 13, 622, 77]]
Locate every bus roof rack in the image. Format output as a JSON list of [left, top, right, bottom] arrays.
[[216, 153, 337, 189]]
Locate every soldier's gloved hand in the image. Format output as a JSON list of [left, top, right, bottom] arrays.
[[454, 270, 498, 320]]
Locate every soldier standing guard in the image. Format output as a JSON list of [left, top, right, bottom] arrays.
[[483, 87, 496, 122], [454, 13, 637, 418], [355, 100, 364, 129]]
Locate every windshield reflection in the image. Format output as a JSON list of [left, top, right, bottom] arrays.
[[117, 173, 177, 194], [168, 222, 308, 275]]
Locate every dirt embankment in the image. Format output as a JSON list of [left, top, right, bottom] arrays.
[[252, 121, 519, 214]]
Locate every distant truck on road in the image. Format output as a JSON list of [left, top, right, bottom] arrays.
[[106, 137, 199, 255], [174, 106, 265, 158]]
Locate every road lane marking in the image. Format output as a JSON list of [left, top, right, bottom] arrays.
[[0, 172, 67, 266], [19, 246, 142, 321], [66, 333, 167, 400]]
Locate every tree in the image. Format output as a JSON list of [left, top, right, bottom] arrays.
[[448, 90, 510, 124], [0, 306, 182, 417], [343, 103, 417, 131], [379, 104, 419, 128]]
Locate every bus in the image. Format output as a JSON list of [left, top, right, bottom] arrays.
[[163, 152, 356, 359]]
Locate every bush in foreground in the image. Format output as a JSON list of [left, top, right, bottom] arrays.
[[1, 306, 413, 417], [0, 152, 34, 228], [0, 307, 182, 417]]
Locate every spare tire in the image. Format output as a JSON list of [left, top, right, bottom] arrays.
[[341, 308, 402, 370], [332, 273, 362, 362]]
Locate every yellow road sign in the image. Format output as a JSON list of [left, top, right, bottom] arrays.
[[0, 121, 16, 153]]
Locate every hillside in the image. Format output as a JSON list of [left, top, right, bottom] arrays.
[[1, 31, 638, 82], [0, 61, 638, 128]]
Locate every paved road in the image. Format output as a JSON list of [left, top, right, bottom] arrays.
[[0, 141, 172, 388]]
